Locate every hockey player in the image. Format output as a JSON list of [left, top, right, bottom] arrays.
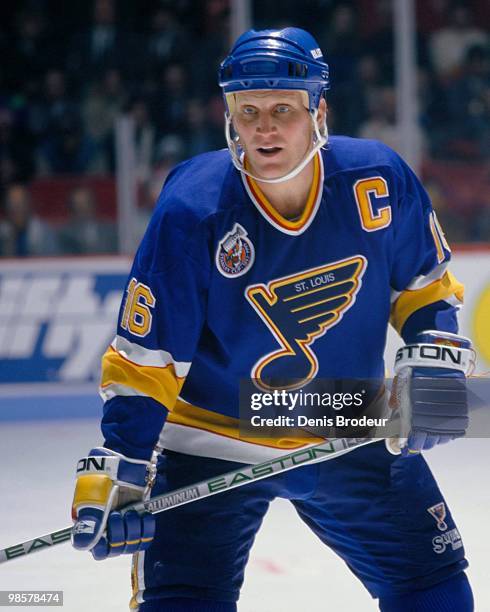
[[71, 28, 474, 611]]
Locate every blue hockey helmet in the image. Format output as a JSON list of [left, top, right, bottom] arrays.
[[219, 27, 330, 113]]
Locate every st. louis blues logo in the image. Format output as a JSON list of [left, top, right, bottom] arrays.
[[246, 256, 367, 390], [216, 223, 255, 278], [427, 502, 448, 532]]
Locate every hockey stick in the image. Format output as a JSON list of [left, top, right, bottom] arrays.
[[0, 435, 388, 564]]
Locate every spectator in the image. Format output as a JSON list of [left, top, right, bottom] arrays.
[[429, 3, 488, 78], [201, 0, 230, 37], [445, 44, 490, 158], [204, 94, 227, 150], [362, 0, 430, 84], [67, 0, 133, 88], [330, 54, 382, 135], [150, 64, 189, 137], [57, 186, 117, 254], [4, 9, 59, 94], [0, 183, 56, 256], [358, 86, 400, 150], [37, 110, 99, 175], [149, 135, 185, 199], [190, 0, 229, 99], [82, 68, 127, 172], [0, 107, 35, 196], [358, 86, 426, 155], [145, 7, 188, 78], [27, 69, 76, 144], [185, 98, 221, 158], [318, 3, 361, 85], [361, 0, 396, 84], [417, 66, 452, 157], [128, 97, 156, 184]]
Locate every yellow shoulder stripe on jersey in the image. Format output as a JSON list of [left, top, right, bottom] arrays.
[[101, 346, 185, 411], [390, 271, 464, 335], [245, 152, 321, 232], [168, 399, 324, 450]]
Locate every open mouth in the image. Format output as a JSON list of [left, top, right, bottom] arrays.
[[257, 146, 282, 157]]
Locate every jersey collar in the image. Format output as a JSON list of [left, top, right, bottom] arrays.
[[241, 152, 324, 236]]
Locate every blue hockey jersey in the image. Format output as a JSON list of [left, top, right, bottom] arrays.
[[100, 137, 464, 463]]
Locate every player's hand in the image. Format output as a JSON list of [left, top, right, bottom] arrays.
[[390, 331, 473, 457], [71, 447, 156, 560]]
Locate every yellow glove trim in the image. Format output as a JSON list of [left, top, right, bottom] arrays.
[[109, 538, 144, 548], [72, 474, 113, 511]]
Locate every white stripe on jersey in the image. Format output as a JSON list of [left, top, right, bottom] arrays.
[[111, 335, 191, 377], [159, 421, 322, 464], [406, 261, 448, 290], [390, 261, 449, 303]]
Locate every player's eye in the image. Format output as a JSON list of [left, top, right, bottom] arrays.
[[242, 106, 256, 115], [275, 105, 291, 113]]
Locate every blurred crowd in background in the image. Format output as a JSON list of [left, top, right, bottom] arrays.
[[0, 0, 488, 256]]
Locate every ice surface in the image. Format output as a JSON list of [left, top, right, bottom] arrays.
[[0, 419, 488, 611]]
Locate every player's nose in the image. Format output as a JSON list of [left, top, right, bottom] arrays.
[[256, 112, 276, 134]]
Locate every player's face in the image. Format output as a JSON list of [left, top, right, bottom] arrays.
[[232, 90, 322, 180]]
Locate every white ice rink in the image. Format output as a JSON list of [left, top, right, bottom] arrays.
[[1, 418, 489, 611]]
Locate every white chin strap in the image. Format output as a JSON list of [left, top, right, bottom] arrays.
[[224, 109, 328, 184]]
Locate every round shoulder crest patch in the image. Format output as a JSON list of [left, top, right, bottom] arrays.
[[216, 223, 255, 278]]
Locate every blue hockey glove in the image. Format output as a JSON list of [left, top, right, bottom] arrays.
[[71, 448, 156, 560], [390, 331, 473, 457]]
